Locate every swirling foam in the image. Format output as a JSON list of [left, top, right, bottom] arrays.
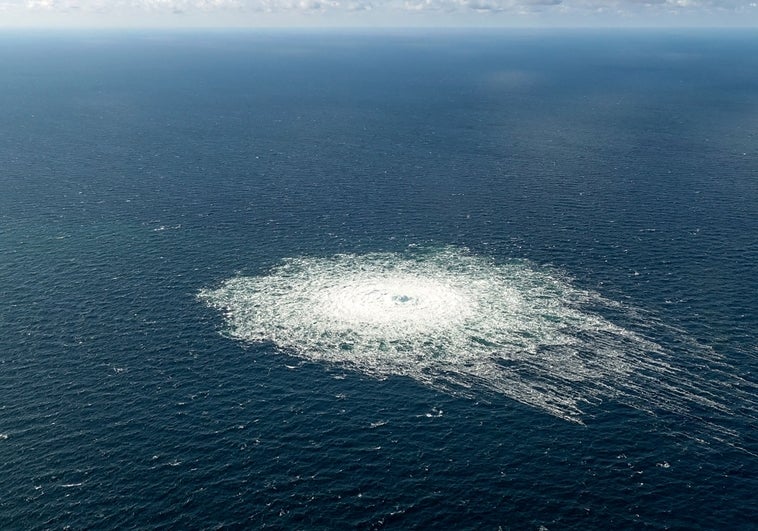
[[200, 247, 745, 434]]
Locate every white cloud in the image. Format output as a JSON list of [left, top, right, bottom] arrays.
[[25, 0, 68, 10], [1, 0, 756, 24]]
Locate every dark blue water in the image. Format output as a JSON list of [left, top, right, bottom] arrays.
[[1, 30, 756, 529]]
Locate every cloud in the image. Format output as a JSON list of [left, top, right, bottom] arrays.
[[134, 0, 244, 10], [25, 0, 71, 10], [257, 0, 342, 12], [9, 0, 755, 10], [3, 0, 757, 23]]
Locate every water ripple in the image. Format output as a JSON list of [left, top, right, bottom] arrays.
[[200, 246, 751, 447]]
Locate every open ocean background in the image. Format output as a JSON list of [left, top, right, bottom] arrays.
[[1, 30, 756, 529]]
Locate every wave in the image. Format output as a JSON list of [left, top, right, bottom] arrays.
[[200, 246, 752, 448]]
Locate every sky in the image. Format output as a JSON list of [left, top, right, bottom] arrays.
[[0, 0, 757, 27]]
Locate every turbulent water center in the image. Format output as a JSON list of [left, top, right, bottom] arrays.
[[200, 246, 739, 430]]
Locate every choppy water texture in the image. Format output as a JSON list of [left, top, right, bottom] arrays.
[[202, 247, 749, 442], [2, 31, 757, 529]]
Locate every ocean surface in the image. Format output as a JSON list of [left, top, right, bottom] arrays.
[[1, 30, 756, 529]]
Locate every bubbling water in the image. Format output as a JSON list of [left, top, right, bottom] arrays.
[[200, 247, 745, 434], [315, 274, 475, 333]]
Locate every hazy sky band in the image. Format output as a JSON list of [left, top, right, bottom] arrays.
[[2, 0, 757, 27]]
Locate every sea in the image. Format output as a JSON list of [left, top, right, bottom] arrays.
[[0, 30, 756, 529]]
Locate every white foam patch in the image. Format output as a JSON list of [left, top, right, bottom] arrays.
[[200, 247, 748, 437]]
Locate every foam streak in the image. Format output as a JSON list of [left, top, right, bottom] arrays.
[[200, 247, 748, 444]]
